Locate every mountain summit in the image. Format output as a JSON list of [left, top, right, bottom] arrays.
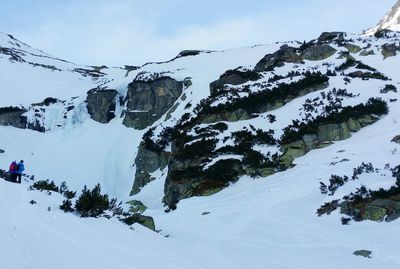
[[366, 0, 400, 34]]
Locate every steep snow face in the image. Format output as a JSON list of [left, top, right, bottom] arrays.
[[366, 0, 400, 34], [0, 32, 117, 107]]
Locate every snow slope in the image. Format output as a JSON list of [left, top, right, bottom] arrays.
[[1, 113, 400, 268], [366, 0, 400, 35], [1, 29, 400, 269]]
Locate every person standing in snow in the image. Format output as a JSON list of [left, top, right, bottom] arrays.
[[8, 161, 17, 182], [15, 160, 24, 184]]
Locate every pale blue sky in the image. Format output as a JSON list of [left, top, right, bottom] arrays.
[[0, 0, 396, 66]]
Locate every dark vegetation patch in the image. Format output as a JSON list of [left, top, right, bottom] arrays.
[[0, 106, 24, 113], [374, 29, 396, 39], [317, 164, 400, 223], [142, 126, 173, 153], [380, 84, 397, 94], [319, 163, 375, 196], [335, 58, 377, 72], [32, 179, 59, 192], [75, 184, 111, 217], [300, 88, 358, 121], [27, 179, 155, 230], [203, 72, 329, 117], [167, 72, 329, 134], [347, 71, 389, 81], [280, 98, 388, 144]]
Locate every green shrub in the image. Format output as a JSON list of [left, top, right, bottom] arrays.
[[60, 199, 74, 212], [174, 138, 218, 161], [75, 184, 110, 218], [32, 180, 59, 192], [59, 181, 76, 199], [280, 98, 388, 144]]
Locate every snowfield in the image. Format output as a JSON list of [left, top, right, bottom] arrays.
[[1, 28, 400, 269]]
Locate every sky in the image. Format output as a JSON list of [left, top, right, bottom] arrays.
[[0, 0, 396, 66]]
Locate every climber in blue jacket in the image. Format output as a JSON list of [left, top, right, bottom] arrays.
[[15, 160, 24, 184]]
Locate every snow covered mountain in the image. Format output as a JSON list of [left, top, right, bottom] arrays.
[[1, 18, 400, 269], [366, 0, 400, 35]]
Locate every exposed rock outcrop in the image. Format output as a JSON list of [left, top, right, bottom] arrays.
[[86, 88, 118, 123], [126, 200, 147, 213], [163, 157, 244, 209], [131, 143, 170, 195], [0, 107, 27, 129], [253, 45, 303, 72], [381, 43, 399, 59], [317, 32, 345, 43], [162, 112, 381, 209], [210, 69, 261, 94], [123, 77, 183, 130], [353, 250, 372, 258], [392, 135, 400, 144], [122, 213, 156, 231], [203, 80, 328, 124], [341, 198, 400, 222], [280, 116, 378, 167], [301, 44, 337, 61], [344, 43, 362, 54]]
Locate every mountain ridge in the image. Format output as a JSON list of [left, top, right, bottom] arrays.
[[366, 0, 400, 35], [0, 5, 400, 268]]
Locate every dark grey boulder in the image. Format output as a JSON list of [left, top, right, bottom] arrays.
[[123, 77, 183, 130], [0, 107, 27, 129], [253, 45, 303, 72], [302, 44, 337, 61], [317, 32, 345, 43], [131, 143, 170, 195], [381, 43, 398, 59], [86, 88, 118, 124], [353, 250, 372, 258], [209, 69, 261, 95], [122, 213, 155, 231]]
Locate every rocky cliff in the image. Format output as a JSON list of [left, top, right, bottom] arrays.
[[123, 76, 184, 130], [129, 31, 397, 210]]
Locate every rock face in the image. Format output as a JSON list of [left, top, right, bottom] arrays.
[[0, 107, 27, 129], [381, 43, 399, 59], [366, 0, 400, 35], [253, 45, 303, 72], [161, 115, 378, 210], [122, 213, 156, 231], [123, 77, 183, 130], [302, 44, 337, 61], [280, 116, 378, 167], [86, 88, 118, 123], [126, 200, 147, 213], [341, 198, 400, 222], [163, 157, 244, 209], [317, 32, 345, 42], [209, 69, 261, 95], [131, 143, 170, 195]]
